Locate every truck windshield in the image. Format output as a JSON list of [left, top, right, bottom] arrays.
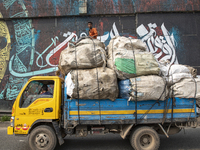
[[19, 80, 54, 108]]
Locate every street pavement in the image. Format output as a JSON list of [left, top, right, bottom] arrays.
[[0, 127, 200, 150]]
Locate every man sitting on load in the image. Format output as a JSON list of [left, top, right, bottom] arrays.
[[88, 21, 98, 39]]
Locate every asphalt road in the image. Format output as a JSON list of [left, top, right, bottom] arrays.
[[1, 127, 200, 150]]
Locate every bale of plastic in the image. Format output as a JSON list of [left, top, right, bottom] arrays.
[[167, 73, 193, 85], [135, 52, 160, 76], [59, 38, 106, 75], [65, 67, 119, 101], [159, 62, 194, 85], [159, 63, 191, 76], [107, 36, 147, 51], [107, 36, 159, 79], [119, 75, 168, 101], [170, 78, 200, 99]]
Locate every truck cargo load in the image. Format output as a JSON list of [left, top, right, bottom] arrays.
[[59, 38, 106, 75], [65, 67, 119, 101], [107, 36, 160, 79], [159, 63, 195, 85], [119, 75, 168, 101], [170, 78, 200, 99]]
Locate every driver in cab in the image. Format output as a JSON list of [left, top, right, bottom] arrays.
[[40, 85, 53, 95]]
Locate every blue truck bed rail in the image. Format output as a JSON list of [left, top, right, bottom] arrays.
[[64, 85, 197, 128]]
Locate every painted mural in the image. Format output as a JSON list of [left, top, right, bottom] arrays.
[[1, 0, 200, 18], [0, 12, 11, 84], [0, 0, 200, 110], [136, 23, 178, 64]]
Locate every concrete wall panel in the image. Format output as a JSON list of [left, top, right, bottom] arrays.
[[135, 0, 200, 12]]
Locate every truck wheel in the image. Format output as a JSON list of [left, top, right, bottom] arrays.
[[29, 125, 57, 150], [130, 126, 160, 150]]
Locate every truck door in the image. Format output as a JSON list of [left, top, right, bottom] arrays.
[[14, 80, 56, 134]]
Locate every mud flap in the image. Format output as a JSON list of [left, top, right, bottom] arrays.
[[52, 121, 65, 145], [120, 124, 134, 139]]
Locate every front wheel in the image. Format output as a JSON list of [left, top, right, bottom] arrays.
[[28, 125, 57, 150], [130, 126, 160, 150]]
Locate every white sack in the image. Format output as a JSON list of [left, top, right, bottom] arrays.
[[167, 73, 193, 85], [159, 62, 194, 85], [129, 75, 168, 101], [66, 67, 119, 101], [159, 64, 190, 77], [65, 72, 75, 97], [59, 38, 106, 75], [170, 78, 200, 99]]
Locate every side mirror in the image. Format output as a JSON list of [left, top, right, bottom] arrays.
[[3, 88, 7, 101]]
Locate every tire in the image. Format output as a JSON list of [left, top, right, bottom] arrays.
[[130, 126, 160, 150], [28, 125, 57, 150]]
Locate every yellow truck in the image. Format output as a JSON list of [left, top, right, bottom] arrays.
[[7, 76, 199, 150]]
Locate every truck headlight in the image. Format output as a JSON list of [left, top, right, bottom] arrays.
[[10, 117, 14, 127]]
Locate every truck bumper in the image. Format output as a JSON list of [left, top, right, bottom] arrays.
[[7, 126, 13, 135]]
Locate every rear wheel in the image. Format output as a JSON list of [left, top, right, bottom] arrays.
[[130, 126, 160, 150], [29, 125, 57, 150]]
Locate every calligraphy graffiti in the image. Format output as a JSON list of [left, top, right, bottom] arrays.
[[136, 23, 178, 64]]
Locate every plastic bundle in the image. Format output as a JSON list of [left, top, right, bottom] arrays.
[[159, 62, 194, 85], [119, 75, 168, 101], [65, 67, 119, 101], [107, 36, 160, 79], [170, 78, 200, 99], [58, 38, 106, 75]]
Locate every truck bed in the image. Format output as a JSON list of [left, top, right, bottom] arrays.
[[64, 94, 196, 127]]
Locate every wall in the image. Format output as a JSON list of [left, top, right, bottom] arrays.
[[1, 0, 199, 18], [0, 0, 200, 110]]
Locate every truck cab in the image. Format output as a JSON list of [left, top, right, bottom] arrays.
[[7, 76, 63, 149]]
